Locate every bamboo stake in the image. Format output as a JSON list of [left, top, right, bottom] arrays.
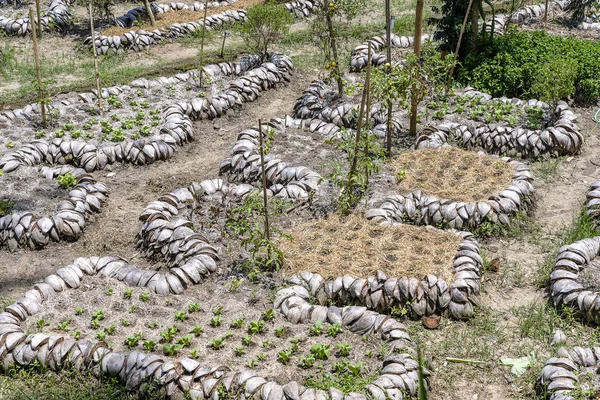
[[89, 3, 104, 117], [29, 7, 46, 128], [409, 0, 424, 136], [446, 0, 475, 87], [544, 0, 549, 20], [143, 0, 156, 26], [257, 119, 272, 267], [198, 0, 209, 87], [347, 62, 370, 197], [35, 0, 42, 39], [364, 43, 372, 186], [385, 0, 392, 156], [324, 3, 343, 96]]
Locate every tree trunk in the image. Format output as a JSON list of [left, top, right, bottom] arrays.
[[143, 0, 156, 27], [470, 0, 479, 51], [409, 0, 424, 136]]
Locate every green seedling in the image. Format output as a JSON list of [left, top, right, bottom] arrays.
[[213, 306, 223, 316], [93, 309, 106, 321], [143, 340, 158, 352], [90, 319, 100, 329], [274, 326, 286, 338], [187, 303, 201, 313], [57, 173, 77, 189], [160, 325, 179, 343], [249, 320, 265, 335], [106, 287, 113, 296], [129, 305, 136, 313], [124, 333, 142, 348], [310, 343, 330, 360], [96, 331, 106, 340], [190, 348, 201, 359], [277, 349, 292, 364], [123, 288, 133, 299], [163, 343, 183, 356], [121, 319, 131, 327], [235, 346, 246, 356], [309, 321, 323, 336], [175, 311, 187, 322], [262, 341, 271, 349], [35, 131, 45, 138], [348, 362, 363, 376], [55, 130, 65, 138], [190, 325, 203, 336], [75, 307, 84, 316], [72, 330, 81, 340], [58, 321, 69, 331], [210, 315, 222, 327], [139, 292, 150, 302], [336, 341, 352, 356], [327, 323, 342, 337], [231, 318, 245, 329], [299, 354, 316, 369], [241, 335, 253, 346], [147, 321, 158, 329], [104, 324, 115, 335], [262, 308, 275, 321], [177, 335, 193, 347], [210, 337, 226, 350], [256, 353, 266, 362]]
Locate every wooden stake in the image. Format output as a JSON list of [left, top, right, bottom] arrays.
[[35, 0, 42, 39], [143, 0, 156, 27], [385, 0, 393, 156], [258, 119, 271, 266], [29, 7, 46, 128], [347, 62, 370, 197], [198, 0, 209, 87], [89, 2, 104, 117], [544, 0, 549, 20], [364, 43, 372, 185], [324, 3, 343, 96], [409, 0, 424, 136]]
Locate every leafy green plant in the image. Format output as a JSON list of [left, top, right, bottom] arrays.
[[336, 341, 352, 356], [104, 324, 115, 336], [234, 1, 293, 54], [160, 326, 179, 343], [262, 308, 275, 321], [241, 335, 253, 346], [58, 321, 70, 331], [310, 343, 330, 360], [277, 349, 293, 364], [299, 354, 316, 369], [249, 320, 265, 335], [92, 309, 105, 321], [210, 337, 226, 350], [274, 326, 286, 337], [163, 343, 183, 356], [190, 348, 201, 359], [187, 303, 201, 313], [190, 325, 203, 336], [309, 321, 324, 336], [212, 306, 223, 316], [143, 340, 157, 352], [235, 346, 246, 356], [232, 318, 245, 329], [96, 331, 106, 340], [139, 292, 150, 302], [123, 289, 133, 299], [174, 311, 187, 322], [57, 173, 77, 189], [210, 315, 222, 328], [327, 323, 342, 337], [75, 307, 84, 316], [121, 319, 131, 327], [0, 199, 14, 217], [177, 335, 193, 347], [124, 333, 142, 348]]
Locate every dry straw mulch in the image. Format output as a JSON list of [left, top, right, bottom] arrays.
[[391, 147, 514, 203], [279, 213, 462, 282], [101, 0, 263, 36]]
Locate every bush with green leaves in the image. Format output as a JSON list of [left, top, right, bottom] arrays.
[[57, 173, 77, 189], [461, 28, 600, 102], [234, 1, 293, 54]]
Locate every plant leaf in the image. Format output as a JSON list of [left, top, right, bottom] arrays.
[[500, 351, 535, 376]]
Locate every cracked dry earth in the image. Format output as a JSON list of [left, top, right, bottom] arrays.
[[0, 67, 600, 398]]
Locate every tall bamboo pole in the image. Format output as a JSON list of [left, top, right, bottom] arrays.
[[89, 3, 104, 117], [198, 0, 209, 86], [257, 119, 272, 267], [385, 0, 392, 156], [409, 0, 424, 136], [324, 3, 343, 96], [35, 0, 42, 39], [544, 0, 549, 20], [364, 43, 372, 186], [446, 0, 475, 86], [143, 0, 156, 26], [347, 65, 370, 197], [29, 7, 46, 128]]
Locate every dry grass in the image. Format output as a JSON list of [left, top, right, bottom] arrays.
[[279, 214, 462, 282], [391, 147, 514, 203], [101, 0, 263, 36]]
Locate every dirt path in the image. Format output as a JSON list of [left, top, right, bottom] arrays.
[[0, 71, 313, 303]]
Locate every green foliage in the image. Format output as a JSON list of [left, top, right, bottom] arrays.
[[310, 343, 330, 360], [232, 318, 245, 329], [160, 326, 179, 343], [57, 173, 77, 190], [305, 360, 377, 393], [462, 28, 600, 102], [123, 289, 133, 299], [74, 307, 84, 316], [336, 341, 352, 356], [139, 292, 150, 302], [249, 320, 265, 334], [299, 354, 316, 368], [262, 308, 275, 321], [163, 343, 183, 356], [0, 200, 14, 217], [0, 41, 16, 77], [309, 321, 324, 336], [225, 192, 292, 271], [187, 303, 201, 313], [174, 311, 187, 322], [327, 323, 342, 337], [277, 349, 293, 364], [234, 1, 293, 54], [210, 336, 226, 350]]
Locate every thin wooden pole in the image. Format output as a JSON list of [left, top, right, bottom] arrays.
[[29, 7, 46, 128], [143, 0, 156, 26], [544, 0, 549, 21], [409, 0, 424, 136], [364, 43, 372, 186], [89, 3, 104, 117], [198, 0, 209, 87], [324, 3, 343, 96], [446, 0, 475, 89], [35, 0, 42, 39], [385, 0, 392, 156], [257, 119, 271, 267], [348, 65, 369, 197]]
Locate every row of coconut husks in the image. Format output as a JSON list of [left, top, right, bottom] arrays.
[[292, 79, 403, 137], [538, 346, 600, 398], [84, 0, 318, 54], [349, 33, 430, 71], [277, 230, 482, 319], [109, 0, 240, 28], [365, 155, 533, 231], [415, 89, 582, 158], [0, 0, 71, 35], [0, 167, 108, 251], [483, 0, 570, 34], [0, 54, 264, 123], [0, 255, 425, 399], [0, 53, 293, 175]]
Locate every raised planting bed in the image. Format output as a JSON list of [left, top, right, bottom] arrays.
[[0, 53, 293, 174], [349, 33, 430, 72], [586, 179, 600, 225], [0, 0, 71, 35], [0, 255, 427, 399], [549, 236, 600, 324], [366, 147, 533, 231], [0, 167, 107, 251], [277, 213, 482, 319], [538, 346, 600, 399], [415, 88, 582, 158]]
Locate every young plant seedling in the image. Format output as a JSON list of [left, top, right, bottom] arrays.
[[231, 318, 245, 329], [274, 326, 286, 338], [348, 361, 363, 376], [123, 288, 133, 299], [299, 354, 316, 369], [75, 307, 84, 316], [139, 292, 150, 302], [177, 335, 193, 347], [187, 303, 201, 313], [143, 340, 158, 352], [262, 308, 275, 321], [248, 320, 265, 335], [104, 324, 116, 336], [96, 331, 106, 340], [336, 341, 352, 357], [106, 287, 113, 296], [190, 325, 203, 336], [58, 321, 70, 331], [72, 330, 81, 340], [90, 319, 100, 329], [124, 333, 142, 348], [235, 346, 246, 356], [309, 321, 324, 336], [160, 326, 179, 343], [310, 344, 330, 360], [327, 323, 342, 337], [147, 321, 158, 329], [210, 337, 226, 350], [163, 343, 183, 356], [129, 305, 136, 313], [175, 311, 187, 322], [241, 335, 253, 347], [121, 319, 131, 327], [190, 348, 201, 359], [210, 315, 222, 327], [262, 340, 272, 349], [213, 306, 223, 316], [277, 349, 293, 364]]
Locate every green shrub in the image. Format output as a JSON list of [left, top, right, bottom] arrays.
[[461, 28, 600, 102], [234, 1, 294, 54]]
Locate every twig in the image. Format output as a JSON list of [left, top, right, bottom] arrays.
[[445, 357, 486, 364]]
